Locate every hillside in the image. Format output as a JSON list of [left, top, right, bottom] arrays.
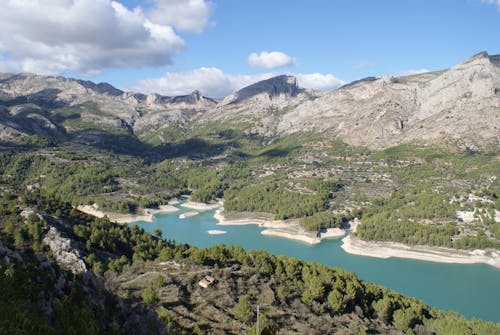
[[1, 190, 499, 334], [0, 52, 500, 334], [276, 52, 499, 149]]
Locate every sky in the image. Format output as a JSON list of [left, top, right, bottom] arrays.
[[0, 0, 499, 98]]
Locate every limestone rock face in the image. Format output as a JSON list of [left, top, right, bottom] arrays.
[[221, 75, 303, 105], [42, 226, 87, 275], [276, 52, 500, 149], [196, 75, 323, 137], [0, 73, 216, 141], [0, 52, 498, 149]]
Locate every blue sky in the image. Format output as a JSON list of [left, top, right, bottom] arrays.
[[0, 0, 499, 97]]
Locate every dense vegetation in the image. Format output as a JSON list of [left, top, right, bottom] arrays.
[[1, 191, 499, 334], [355, 145, 500, 249], [1, 127, 499, 244], [1, 74, 499, 333]]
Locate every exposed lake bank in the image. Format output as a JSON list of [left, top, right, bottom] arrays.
[[341, 221, 500, 269], [77, 203, 179, 224], [214, 207, 346, 244], [78, 199, 500, 269]]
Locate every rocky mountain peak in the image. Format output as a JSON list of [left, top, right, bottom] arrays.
[[457, 51, 500, 69], [222, 75, 303, 105], [170, 90, 214, 105], [76, 80, 123, 96]]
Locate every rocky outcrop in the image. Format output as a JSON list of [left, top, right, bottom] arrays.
[[195, 75, 322, 137], [42, 226, 87, 275], [221, 75, 303, 105], [276, 52, 500, 149], [0, 73, 217, 141]]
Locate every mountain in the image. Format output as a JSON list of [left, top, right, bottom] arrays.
[[275, 52, 500, 149], [193, 75, 322, 138], [0, 52, 498, 150], [0, 73, 216, 143], [221, 75, 304, 105]]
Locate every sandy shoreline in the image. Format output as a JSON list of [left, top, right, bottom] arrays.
[[148, 204, 179, 214], [207, 230, 227, 235], [77, 205, 154, 224], [77, 203, 179, 224], [181, 201, 220, 211], [179, 211, 199, 219], [341, 220, 500, 269], [341, 235, 500, 269], [214, 208, 346, 245]]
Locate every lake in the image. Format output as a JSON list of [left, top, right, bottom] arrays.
[[132, 205, 500, 322]]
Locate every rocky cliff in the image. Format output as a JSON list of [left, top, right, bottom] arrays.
[[276, 52, 499, 149], [0, 73, 216, 141], [195, 75, 322, 137], [0, 52, 498, 150]]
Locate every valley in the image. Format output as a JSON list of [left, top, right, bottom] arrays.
[[0, 52, 499, 334]]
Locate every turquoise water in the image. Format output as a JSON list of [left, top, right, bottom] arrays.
[[133, 206, 500, 322]]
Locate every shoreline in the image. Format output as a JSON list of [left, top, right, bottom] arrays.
[[79, 200, 500, 268], [207, 230, 227, 235], [341, 235, 500, 269], [341, 220, 500, 269], [179, 210, 199, 219], [214, 207, 346, 245], [181, 201, 220, 211], [77, 203, 179, 224]]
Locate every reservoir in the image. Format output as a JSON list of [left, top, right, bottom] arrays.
[[133, 205, 500, 322]]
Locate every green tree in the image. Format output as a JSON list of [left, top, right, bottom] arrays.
[[156, 274, 166, 287], [234, 296, 253, 324], [154, 228, 163, 238], [142, 287, 158, 307], [327, 289, 345, 313], [373, 296, 394, 322], [301, 275, 325, 306]]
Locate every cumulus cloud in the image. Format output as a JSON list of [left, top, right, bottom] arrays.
[[132, 67, 274, 97], [481, 0, 500, 11], [295, 73, 345, 91], [397, 69, 430, 76], [0, 0, 190, 75], [248, 51, 296, 69], [147, 0, 214, 33], [131, 67, 344, 98]]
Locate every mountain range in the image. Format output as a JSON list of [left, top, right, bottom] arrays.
[[0, 52, 498, 150]]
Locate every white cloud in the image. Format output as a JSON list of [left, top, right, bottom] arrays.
[[397, 69, 430, 76], [295, 73, 345, 91], [147, 0, 214, 33], [0, 0, 187, 75], [131, 67, 344, 98], [248, 51, 296, 69], [481, 0, 500, 11], [132, 67, 274, 97]]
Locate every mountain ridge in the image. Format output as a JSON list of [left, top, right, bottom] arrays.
[[0, 51, 498, 150]]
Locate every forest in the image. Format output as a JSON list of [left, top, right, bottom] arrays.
[[1, 190, 499, 334]]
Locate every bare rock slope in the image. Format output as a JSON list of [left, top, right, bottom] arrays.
[[0, 52, 498, 149], [276, 52, 499, 149], [196, 75, 323, 137], [0, 73, 216, 140]]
